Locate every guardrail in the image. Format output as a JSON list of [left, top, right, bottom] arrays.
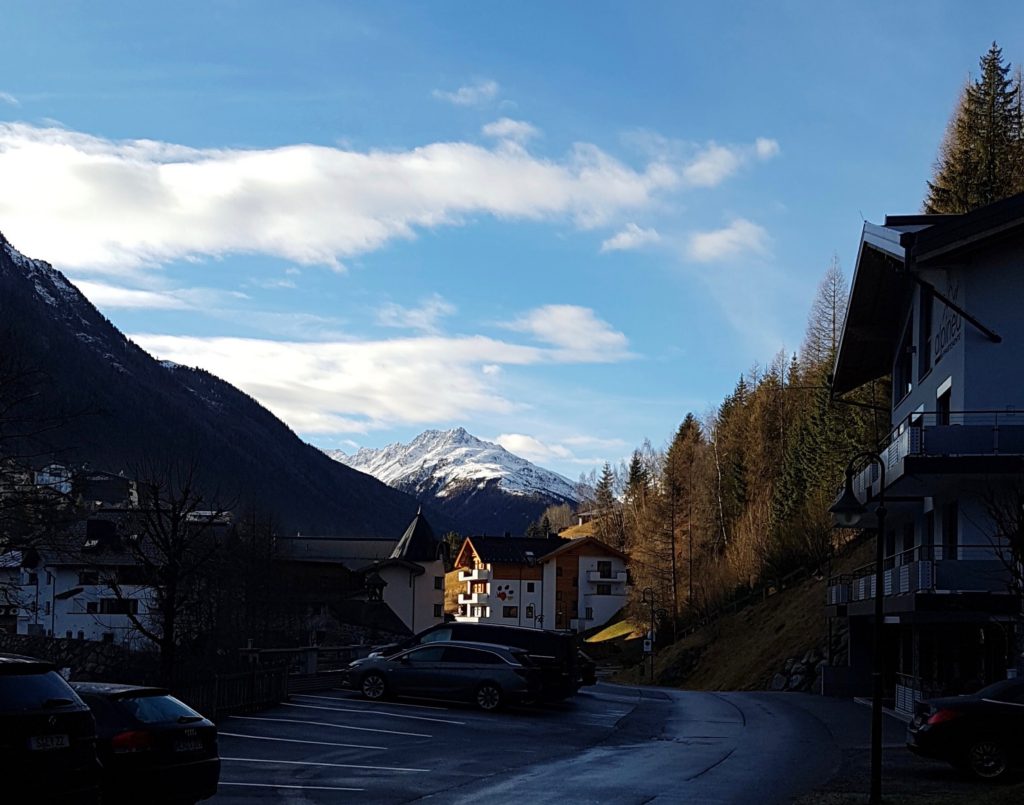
[[174, 666, 288, 720]]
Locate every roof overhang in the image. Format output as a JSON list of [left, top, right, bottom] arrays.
[[831, 223, 913, 396]]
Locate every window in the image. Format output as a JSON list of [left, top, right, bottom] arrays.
[[99, 598, 138, 615], [434, 576, 443, 590], [471, 581, 487, 593], [585, 607, 593, 619], [556, 591, 563, 602], [919, 286, 934, 379], [86, 601, 98, 614], [44, 601, 50, 616], [556, 566, 563, 577], [597, 560, 612, 578], [526, 582, 535, 593], [26, 573, 37, 586], [572, 575, 578, 588], [404, 646, 446, 663], [597, 584, 612, 596], [893, 318, 913, 403], [937, 388, 951, 427], [76, 631, 84, 640], [101, 632, 114, 643], [65, 630, 72, 639], [925, 511, 935, 547], [78, 571, 99, 585], [942, 502, 959, 560], [421, 627, 453, 644], [526, 604, 535, 619], [433, 604, 442, 618], [502, 606, 519, 619]]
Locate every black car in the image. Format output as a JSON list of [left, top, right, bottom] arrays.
[[0, 653, 101, 803], [372, 622, 582, 700], [907, 677, 1024, 781], [345, 640, 542, 710], [72, 682, 219, 804]]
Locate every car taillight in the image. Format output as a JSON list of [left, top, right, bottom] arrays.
[[926, 708, 962, 726], [111, 730, 154, 753]]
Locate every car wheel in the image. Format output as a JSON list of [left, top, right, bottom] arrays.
[[361, 672, 387, 701], [966, 738, 1009, 781], [476, 682, 503, 712]]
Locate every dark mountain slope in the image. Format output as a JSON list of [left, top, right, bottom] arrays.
[[0, 232, 446, 537]]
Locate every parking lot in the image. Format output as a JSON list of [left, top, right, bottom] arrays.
[[211, 684, 641, 802]]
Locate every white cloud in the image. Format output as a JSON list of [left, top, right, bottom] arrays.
[[129, 304, 632, 436], [755, 137, 780, 159], [376, 293, 455, 333], [0, 92, 18, 106], [72, 280, 188, 310], [482, 118, 540, 143], [505, 304, 630, 361], [600, 223, 660, 253], [494, 433, 572, 463], [682, 138, 780, 188], [686, 218, 769, 262], [0, 122, 693, 272], [71, 278, 251, 310], [432, 79, 500, 106]]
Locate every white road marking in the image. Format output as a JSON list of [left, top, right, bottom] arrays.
[[330, 688, 450, 710], [222, 756, 428, 772], [229, 715, 431, 738], [288, 698, 466, 725], [220, 782, 363, 792], [219, 731, 386, 751]]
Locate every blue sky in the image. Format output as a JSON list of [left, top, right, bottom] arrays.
[[0, 2, 1017, 479]]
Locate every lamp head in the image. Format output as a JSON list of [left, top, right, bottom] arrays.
[[829, 469, 865, 528]]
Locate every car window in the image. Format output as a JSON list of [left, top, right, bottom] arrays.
[[79, 693, 132, 730], [118, 694, 202, 724], [441, 646, 504, 664], [0, 671, 80, 712], [419, 628, 453, 644], [402, 645, 446, 663]]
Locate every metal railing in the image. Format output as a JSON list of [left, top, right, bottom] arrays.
[[174, 666, 288, 720], [827, 543, 1014, 602]]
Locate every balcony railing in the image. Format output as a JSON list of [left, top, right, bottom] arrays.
[[458, 567, 490, 581], [826, 543, 1014, 604], [585, 570, 627, 584], [849, 410, 1024, 500], [459, 592, 489, 604]]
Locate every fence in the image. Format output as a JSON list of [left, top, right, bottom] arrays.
[[677, 566, 811, 640], [174, 666, 289, 720]]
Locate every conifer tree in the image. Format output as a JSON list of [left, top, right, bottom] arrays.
[[926, 42, 1023, 213]]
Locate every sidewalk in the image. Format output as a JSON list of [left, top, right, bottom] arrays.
[[783, 693, 1023, 804]]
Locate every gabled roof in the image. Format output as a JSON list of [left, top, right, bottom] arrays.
[[458, 536, 564, 566], [388, 506, 438, 563], [833, 192, 1024, 396], [539, 536, 628, 563]]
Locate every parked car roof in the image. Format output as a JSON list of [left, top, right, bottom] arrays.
[[0, 652, 54, 672], [400, 640, 525, 655], [71, 681, 169, 698]]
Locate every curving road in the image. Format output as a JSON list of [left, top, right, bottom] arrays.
[[210, 683, 882, 803]]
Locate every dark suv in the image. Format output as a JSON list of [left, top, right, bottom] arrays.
[[374, 622, 583, 700], [0, 653, 101, 803]]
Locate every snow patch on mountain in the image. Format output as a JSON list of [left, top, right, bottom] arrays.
[[325, 428, 579, 502]]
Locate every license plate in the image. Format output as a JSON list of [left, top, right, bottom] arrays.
[[175, 737, 204, 753], [30, 734, 70, 751]]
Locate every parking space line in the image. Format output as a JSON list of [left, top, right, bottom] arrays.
[[219, 731, 387, 751], [229, 715, 431, 738], [223, 756, 429, 772], [220, 782, 364, 792], [329, 688, 450, 711], [288, 698, 466, 725]]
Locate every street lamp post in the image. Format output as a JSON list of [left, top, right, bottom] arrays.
[[641, 586, 655, 683], [830, 452, 887, 805]]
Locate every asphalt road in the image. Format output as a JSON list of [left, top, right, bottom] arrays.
[[208, 683, 880, 804]]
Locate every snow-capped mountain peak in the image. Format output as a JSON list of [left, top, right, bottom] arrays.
[[324, 428, 579, 502]]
